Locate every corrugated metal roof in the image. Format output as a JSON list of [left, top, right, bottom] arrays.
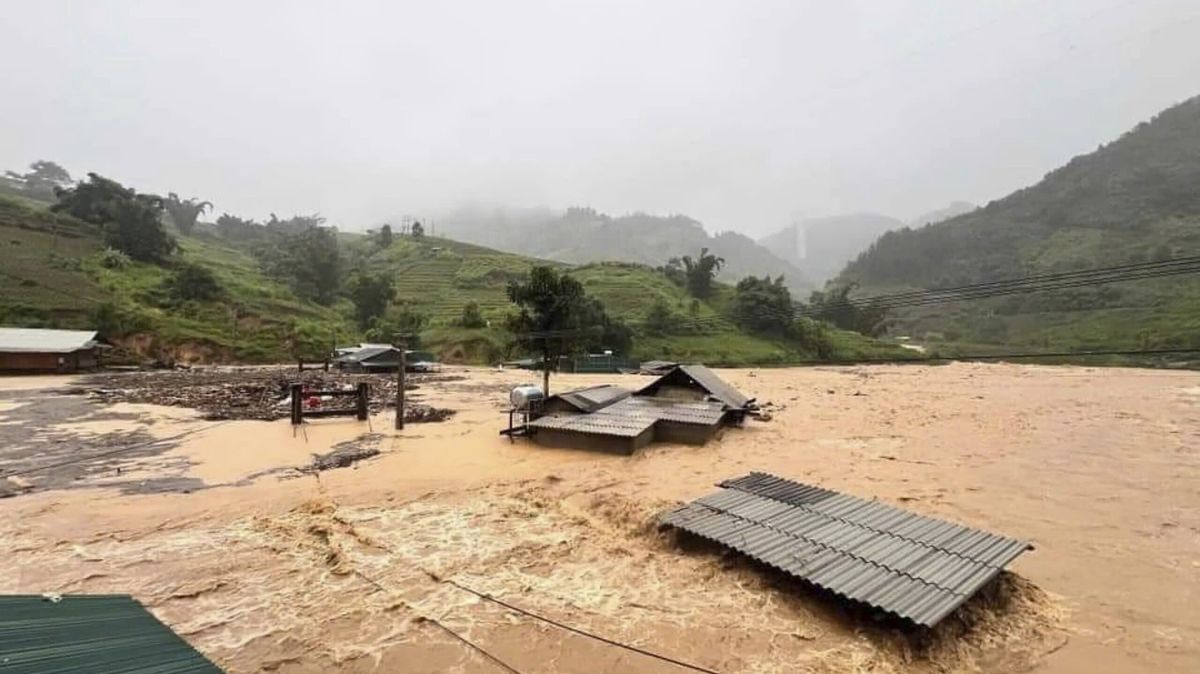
[[614, 396, 727, 425], [677, 365, 750, 409], [0, 328, 98, 354], [660, 473, 1032, 627], [336, 346, 397, 363], [635, 364, 751, 410], [530, 396, 727, 439], [0, 594, 226, 673], [529, 412, 654, 437], [549, 385, 631, 413]]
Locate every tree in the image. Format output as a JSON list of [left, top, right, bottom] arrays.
[[731, 275, 794, 336], [5, 160, 72, 200], [460, 301, 486, 329], [644, 298, 675, 336], [163, 193, 212, 235], [365, 305, 428, 346], [349, 272, 395, 328], [805, 283, 888, 336], [265, 212, 325, 234], [658, 257, 686, 286], [378, 223, 394, 248], [681, 247, 724, 298], [164, 262, 223, 302], [256, 223, 343, 304], [52, 173, 176, 263], [411, 220, 425, 238], [506, 266, 602, 394], [215, 213, 263, 242]]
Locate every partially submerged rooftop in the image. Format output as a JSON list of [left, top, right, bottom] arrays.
[[523, 364, 752, 453], [660, 472, 1034, 627]]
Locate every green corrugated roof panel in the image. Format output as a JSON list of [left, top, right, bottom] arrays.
[[0, 595, 225, 674]]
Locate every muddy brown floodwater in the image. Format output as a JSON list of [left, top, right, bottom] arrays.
[[1, 364, 1197, 673]]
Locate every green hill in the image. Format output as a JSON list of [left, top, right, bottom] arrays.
[[0, 194, 903, 366], [838, 95, 1200, 354]]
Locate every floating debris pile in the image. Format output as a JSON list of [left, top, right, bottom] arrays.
[[80, 367, 461, 422]]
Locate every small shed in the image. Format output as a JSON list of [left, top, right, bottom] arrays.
[[335, 345, 439, 373], [335, 345, 401, 373], [0, 328, 105, 373]]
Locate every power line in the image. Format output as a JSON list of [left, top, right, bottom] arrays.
[[833, 256, 1200, 305], [790, 347, 1200, 367], [798, 256, 1200, 314], [440, 578, 727, 674], [348, 567, 525, 674]]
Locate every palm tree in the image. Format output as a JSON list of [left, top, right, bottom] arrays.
[[164, 193, 213, 235]]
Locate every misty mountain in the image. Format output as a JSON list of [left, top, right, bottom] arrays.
[[439, 207, 813, 292], [758, 213, 904, 285], [909, 201, 977, 227], [839, 94, 1200, 348]]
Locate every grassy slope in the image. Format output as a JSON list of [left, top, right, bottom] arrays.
[[0, 195, 907, 365], [0, 196, 353, 361]]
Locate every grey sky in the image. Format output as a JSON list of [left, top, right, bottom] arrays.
[[2, 0, 1198, 236]]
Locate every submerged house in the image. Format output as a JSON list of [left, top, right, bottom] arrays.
[[523, 365, 753, 454], [0, 328, 105, 373]]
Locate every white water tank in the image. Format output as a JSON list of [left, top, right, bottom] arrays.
[[509, 385, 545, 410]]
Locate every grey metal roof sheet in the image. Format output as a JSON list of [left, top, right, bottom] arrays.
[[528, 397, 725, 439], [0, 594, 226, 673], [0, 328, 98, 354], [612, 396, 727, 425], [635, 364, 751, 410], [677, 364, 750, 409], [528, 412, 654, 437], [550, 384, 632, 413], [660, 473, 1032, 627]]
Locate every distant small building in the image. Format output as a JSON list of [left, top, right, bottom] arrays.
[[0, 328, 105, 373], [523, 365, 753, 454], [334, 344, 439, 373]]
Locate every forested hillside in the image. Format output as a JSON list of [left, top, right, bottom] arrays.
[[839, 95, 1200, 351], [0, 180, 902, 366]]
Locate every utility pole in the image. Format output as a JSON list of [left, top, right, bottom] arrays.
[[394, 335, 407, 430]]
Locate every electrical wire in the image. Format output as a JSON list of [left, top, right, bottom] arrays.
[[798, 256, 1200, 313], [439, 578, 727, 674], [789, 347, 1200, 367]]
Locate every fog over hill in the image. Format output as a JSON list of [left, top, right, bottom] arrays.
[[3, 3, 1197, 242], [758, 214, 904, 286], [439, 207, 813, 293]]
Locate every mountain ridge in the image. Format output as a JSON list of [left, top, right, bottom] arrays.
[[836, 94, 1200, 351]]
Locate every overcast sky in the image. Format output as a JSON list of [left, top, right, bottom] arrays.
[[2, 0, 1198, 236]]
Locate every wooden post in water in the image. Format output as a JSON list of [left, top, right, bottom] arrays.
[[355, 383, 369, 421], [289, 383, 302, 425], [395, 341, 406, 430]]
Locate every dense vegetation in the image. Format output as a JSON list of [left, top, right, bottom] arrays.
[[838, 95, 1200, 353], [0, 170, 906, 366]]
